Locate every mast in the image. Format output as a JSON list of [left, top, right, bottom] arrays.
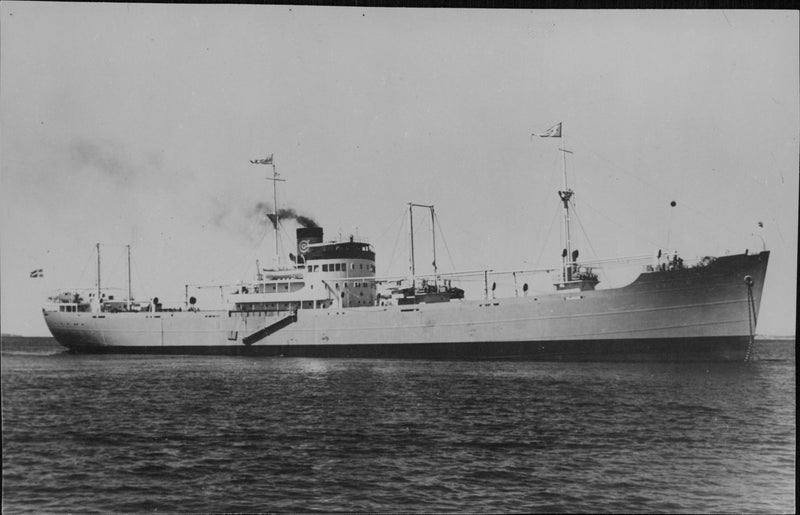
[[267, 161, 284, 268], [430, 205, 437, 278], [409, 203, 416, 288], [96, 243, 101, 300], [534, 122, 595, 290], [408, 203, 436, 290], [558, 135, 574, 283], [126, 244, 132, 309], [252, 154, 283, 269]]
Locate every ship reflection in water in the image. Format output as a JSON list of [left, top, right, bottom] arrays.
[[2, 336, 795, 512]]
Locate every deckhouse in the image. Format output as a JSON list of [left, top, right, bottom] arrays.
[[228, 227, 377, 312]]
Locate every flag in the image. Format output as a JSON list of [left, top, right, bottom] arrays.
[[250, 153, 274, 165], [532, 122, 562, 138], [30, 268, 43, 278]]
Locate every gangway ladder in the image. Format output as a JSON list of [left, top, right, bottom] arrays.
[[242, 310, 298, 346]]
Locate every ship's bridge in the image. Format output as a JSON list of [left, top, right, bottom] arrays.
[[296, 227, 375, 276], [296, 227, 376, 307], [298, 227, 375, 263], [229, 227, 378, 312]]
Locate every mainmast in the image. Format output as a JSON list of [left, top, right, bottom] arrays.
[[96, 243, 101, 300], [558, 137, 575, 283], [267, 160, 284, 269], [532, 122, 574, 283], [126, 244, 132, 310], [250, 153, 283, 269], [533, 122, 599, 291], [533, 122, 596, 290]]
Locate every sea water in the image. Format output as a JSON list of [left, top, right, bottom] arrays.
[[2, 337, 795, 513]]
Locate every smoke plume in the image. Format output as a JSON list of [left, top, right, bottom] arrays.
[[258, 205, 319, 228]]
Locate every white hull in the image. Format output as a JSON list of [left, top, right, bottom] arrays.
[[43, 251, 769, 361]]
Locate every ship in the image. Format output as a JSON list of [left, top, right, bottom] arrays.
[[42, 137, 770, 361]]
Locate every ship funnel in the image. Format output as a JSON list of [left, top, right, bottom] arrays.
[[297, 227, 323, 255]]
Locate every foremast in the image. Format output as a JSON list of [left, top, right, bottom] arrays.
[[558, 137, 575, 284], [533, 122, 598, 292]]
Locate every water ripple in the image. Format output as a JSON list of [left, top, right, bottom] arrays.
[[2, 338, 795, 513]]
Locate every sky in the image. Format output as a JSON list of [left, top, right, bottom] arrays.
[[1, 4, 797, 336]]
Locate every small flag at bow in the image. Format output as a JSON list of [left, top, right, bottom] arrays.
[[250, 154, 274, 165], [532, 122, 562, 138], [30, 268, 43, 278]]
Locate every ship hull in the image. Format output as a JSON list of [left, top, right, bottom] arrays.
[[43, 251, 769, 362], [48, 336, 749, 362]]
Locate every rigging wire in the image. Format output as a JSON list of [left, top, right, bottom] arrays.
[[665, 204, 674, 250], [571, 202, 626, 286], [209, 205, 272, 285], [76, 244, 132, 294], [771, 217, 788, 248], [577, 140, 755, 243], [72, 246, 97, 293], [433, 213, 458, 274], [413, 209, 434, 273], [533, 204, 563, 269], [130, 251, 152, 301], [577, 199, 662, 248], [432, 212, 465, 290], [579, 141, 665, 201], [382, 208, 408, 276], [104, 245, 128, 291], [570, 203, 599, 261], [374, 208, 408, 244]]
